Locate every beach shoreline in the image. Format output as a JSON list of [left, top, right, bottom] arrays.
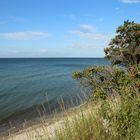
[[1, 102, 86, 140]]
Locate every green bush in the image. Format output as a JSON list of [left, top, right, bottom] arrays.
[[72, 65, 140, 140], [72, 66, 131, 100]]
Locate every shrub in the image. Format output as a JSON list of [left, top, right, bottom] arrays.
[[72, 66, 131, 100]]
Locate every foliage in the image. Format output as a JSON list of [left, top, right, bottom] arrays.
[[98, 83, 140, 139], [72, 66, 131, 100], [42, 85, 140, 140], [69, 20, 140, 140], [48, 70, 140, 140], [104, 20, 140, 66], [129, 64, 140, 78], [56, 21, 140, 140]]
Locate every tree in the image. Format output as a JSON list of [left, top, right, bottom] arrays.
[[104, 20, 140, 66], [72, 20, 140, 101]]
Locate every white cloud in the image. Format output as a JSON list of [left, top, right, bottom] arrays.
[[67, 41, 105, 57], [64, 14, 77, 20], [8, 16, 26, 22], [121, 0, 140, 3], [96, 18, 104, 22], [68, 24, 114, 57], [115, 7, 121, 13], [40, 48, 48, 53], [69, 42, 93, 49], [0, 31, 49, 40], [71, 24, 114, 42], [80, 24, 95, 33], [0, 48, 49, 58], [72, 30, 113, 41], [115, 7, 119, 10]]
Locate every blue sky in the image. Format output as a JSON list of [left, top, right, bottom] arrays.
[[0, 0, 140, 58]]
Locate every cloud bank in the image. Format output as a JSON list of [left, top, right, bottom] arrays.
[[0, 31, 49, 40], [71, 24, 114, 42], [121, 0, 140, 3]]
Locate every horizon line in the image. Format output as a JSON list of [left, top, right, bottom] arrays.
[[0, 56, 105, 59]]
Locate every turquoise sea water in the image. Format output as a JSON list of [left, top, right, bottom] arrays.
[[0, 58, 109, 129]]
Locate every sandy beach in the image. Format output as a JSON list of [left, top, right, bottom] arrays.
[[2, 103, 87, 140]]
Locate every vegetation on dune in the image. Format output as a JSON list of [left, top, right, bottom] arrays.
[[55, 20, 140, 140], [70, 68, 140, 139], [72, 66, 130, 100]]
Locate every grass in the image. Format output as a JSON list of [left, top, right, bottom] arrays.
[[48, 98, 118, 140], [5, 89, 140, 140], [40, 92, 140, 140]]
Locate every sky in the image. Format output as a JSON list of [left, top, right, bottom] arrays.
[[0, 0, 140, 58]]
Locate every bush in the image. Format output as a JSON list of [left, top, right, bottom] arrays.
[[72, 65, 140, 139], [72, 66, 131, 100]]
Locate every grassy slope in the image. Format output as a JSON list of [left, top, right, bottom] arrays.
[[3, 92, 140, 140], [4, 97, 118, 140]]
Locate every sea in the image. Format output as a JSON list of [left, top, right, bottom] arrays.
[[0, 58, 110, 134]]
